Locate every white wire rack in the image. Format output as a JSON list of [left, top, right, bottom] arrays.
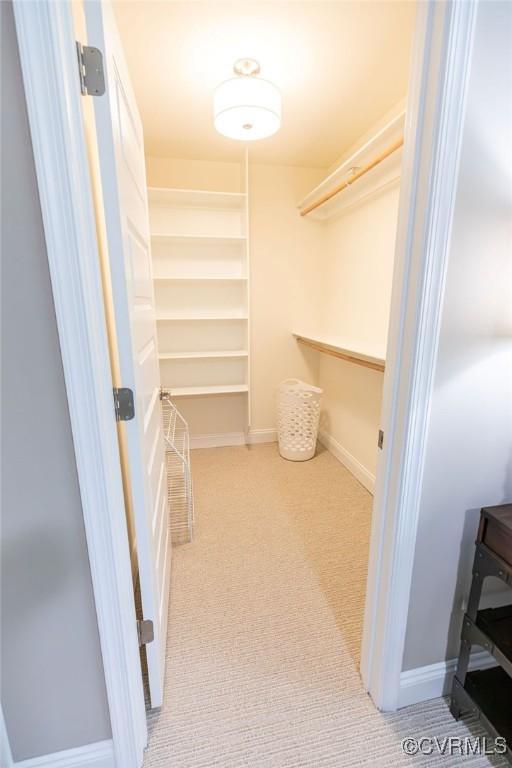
[[161, 392, 194, 544]]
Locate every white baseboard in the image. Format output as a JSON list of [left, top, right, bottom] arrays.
[[13, 740, 114, 768], [317, 430, 375, 494], [398, 650, 497, 709], [190, 429, 277, 449], [190, 432, 246, 449], [247, 428, 277, 445]]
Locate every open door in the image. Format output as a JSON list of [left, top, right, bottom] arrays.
[[84, 1, 171, 707]]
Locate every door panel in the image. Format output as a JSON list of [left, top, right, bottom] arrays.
[[85, 0, 171, 707]]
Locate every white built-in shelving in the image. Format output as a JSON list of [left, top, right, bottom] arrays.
[[148, 185, 251, 418]]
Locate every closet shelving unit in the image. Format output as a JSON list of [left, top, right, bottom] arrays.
[[148, 184, 250, 415], [293, 112, 405, 370]]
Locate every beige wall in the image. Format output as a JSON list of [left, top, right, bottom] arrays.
[[249, 163, 325, 429], [320, 185, 399, 356], [146, 155, 243, 193], [316, 183, 400, 483]]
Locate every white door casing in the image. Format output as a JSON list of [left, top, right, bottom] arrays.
[[360, 0, 478, 709], [85, 1, 171, 707]]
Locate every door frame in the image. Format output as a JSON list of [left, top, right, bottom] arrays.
[[10, 0, 477, 764], [360, 0, 478, 709]]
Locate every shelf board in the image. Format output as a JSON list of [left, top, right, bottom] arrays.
[[168, 384, 249, 397], [148, 187, 246, 209], [151, 233, 246, 245], [159, 350, 249, 360], [476, 606, 512, 674], [153, 275, 247, 282], [157, 312, 248, 322], [293, 332, 385, 372], [455, 668, 512, 754]]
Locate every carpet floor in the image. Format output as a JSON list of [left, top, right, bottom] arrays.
[[143, 443, 504, 768]]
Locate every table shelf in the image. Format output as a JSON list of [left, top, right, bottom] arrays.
[[451, 504, 512, 762]]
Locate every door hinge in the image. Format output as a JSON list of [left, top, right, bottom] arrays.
[[378, 429, 384, 450], [137, 619, 154, 646], [113, 387, 135, 421], [76, 42, 105, 96]]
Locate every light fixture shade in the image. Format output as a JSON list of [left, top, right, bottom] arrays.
[[214, 76, 281, 141]]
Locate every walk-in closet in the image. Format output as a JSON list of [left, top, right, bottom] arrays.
[[112, 2, 415, 684], [75, 0, 426, 763]]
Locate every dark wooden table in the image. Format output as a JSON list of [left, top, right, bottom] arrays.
[[450, 504, 512, 763]]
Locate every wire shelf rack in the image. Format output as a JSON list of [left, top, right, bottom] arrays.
[[161, 391, 194, 544]]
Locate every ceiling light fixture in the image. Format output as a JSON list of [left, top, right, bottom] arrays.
[[214, 58, 281, 141]]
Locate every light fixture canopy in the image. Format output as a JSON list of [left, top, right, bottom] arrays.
[[214, 59, 281, 141]]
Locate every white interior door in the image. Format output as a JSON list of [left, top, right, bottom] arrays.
[[85, 1, 170, 707]]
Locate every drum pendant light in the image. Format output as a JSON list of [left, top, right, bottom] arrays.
[[214, 59, 281, 141]]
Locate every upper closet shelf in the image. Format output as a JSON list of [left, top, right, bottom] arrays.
[[298, 110, 405, 220], [294, 333, 385, 372], [148, 187, 246, 209]]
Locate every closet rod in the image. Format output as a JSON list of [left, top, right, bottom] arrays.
[[296, 336, 385, 372], [299, 136, 404, 217]]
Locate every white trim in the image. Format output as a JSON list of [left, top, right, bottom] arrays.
[[398, 652, 496, 710], [360, 0, 478, 711], [1, 705, 13, 768], [317, 431, 375, 494], [189, 428, 277, 449], [12, 2, 146, 766], [248, 428, 277, 445], [13, 741, 114, 768], [190, 432, 246, 449]]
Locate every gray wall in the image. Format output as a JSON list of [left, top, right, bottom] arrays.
[[402, 0, 512, 671], [1, 2, 112, 760]]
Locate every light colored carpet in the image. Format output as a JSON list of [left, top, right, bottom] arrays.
[[144, 443, 502, 768]]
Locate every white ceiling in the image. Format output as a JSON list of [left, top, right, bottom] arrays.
[[113, 1, 415, 168]]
